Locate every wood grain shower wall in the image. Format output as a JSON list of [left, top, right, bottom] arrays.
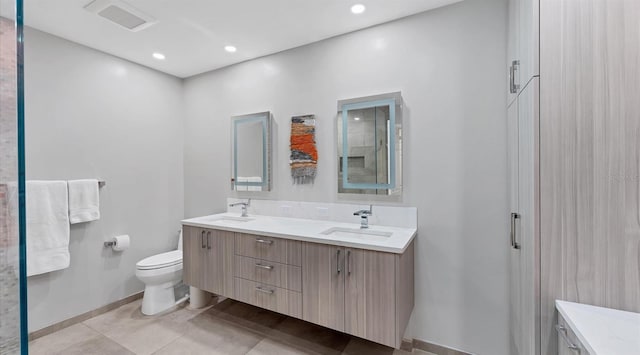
[[540, 0, 640, 353]]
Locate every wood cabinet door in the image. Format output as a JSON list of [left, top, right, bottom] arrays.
[[182, 226, 207, 290], [203, 229, 235, 297], [302, 243, 345, 332], [517, 78, 540, 355], [345, 248, 396, 348], [510, 78, 540, 355], [508, 0, 539, 104], [507, 0, 520, 104], [508, 94, 524, 354]]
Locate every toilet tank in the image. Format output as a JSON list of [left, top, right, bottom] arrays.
[[177, 230, 183, 251]]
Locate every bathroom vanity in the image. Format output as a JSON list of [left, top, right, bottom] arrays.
[[555, 301, 640, 355], [181, 213, 416, 349]]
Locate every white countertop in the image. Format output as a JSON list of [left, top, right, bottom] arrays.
[[556, 300, 640, 355], [181, 213, 417, 254]]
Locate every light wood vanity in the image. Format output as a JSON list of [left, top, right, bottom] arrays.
[[555, 301, 640, 355], [181, 223, 415, 349]]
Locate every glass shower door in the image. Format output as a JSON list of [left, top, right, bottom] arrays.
[[0, 0, 26, 354]]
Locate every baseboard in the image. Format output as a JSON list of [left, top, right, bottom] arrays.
[[400, 339, 413, 352], [28, 292, 143, 341], [402, 337, 473, 355]]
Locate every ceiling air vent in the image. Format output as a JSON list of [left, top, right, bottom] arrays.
[[84, 0, 156, 32]]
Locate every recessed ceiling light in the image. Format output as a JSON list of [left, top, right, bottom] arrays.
[[224, 45, 237, 53], [351, 4, 366, 14], [152, 52, 165, 60], [354, 117, 361, 121]]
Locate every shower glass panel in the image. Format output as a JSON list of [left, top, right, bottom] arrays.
[[0, 0, 27, 354]]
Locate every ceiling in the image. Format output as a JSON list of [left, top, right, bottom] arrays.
[[2, 0, 461, 78]]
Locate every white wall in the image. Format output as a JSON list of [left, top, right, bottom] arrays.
[[24, 28, 185, 331], [183, 1, 509, 354]]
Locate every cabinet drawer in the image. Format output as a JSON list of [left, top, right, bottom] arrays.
[[557, 315, 585, 355], [234, 255, 302, 292], [235, 233, 302, 266], [233, 278, 302, 318]]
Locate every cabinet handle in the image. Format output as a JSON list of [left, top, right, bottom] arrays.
[[337, 249, 341, 274], [555, 325, 580, 352], [510, 213, 521, 249], [347, 250, 351, 275], [510, 60, 520, 94], [255, 263, 273, 270], [201, 231, 206, 249], [255, 238, 273, 245], [207, 231, 211, 250], [255, 286, 274, 295]]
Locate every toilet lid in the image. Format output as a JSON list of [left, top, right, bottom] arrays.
[[136, 250, 182, 270]]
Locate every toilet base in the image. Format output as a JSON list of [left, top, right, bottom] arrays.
[[141, 280, 179, 315]]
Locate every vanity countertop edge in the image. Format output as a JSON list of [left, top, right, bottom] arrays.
[[181, 213, 417, 254], [556, 300, 640, 355]]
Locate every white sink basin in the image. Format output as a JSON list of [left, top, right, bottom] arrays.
[[201, 215, 255, 223], [320, 227, 392, 241]]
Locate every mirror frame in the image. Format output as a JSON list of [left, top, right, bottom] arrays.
[[337, 92, 402, 194], [231, 111, 272, 191]]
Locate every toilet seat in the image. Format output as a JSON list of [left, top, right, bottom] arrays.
[[136, 250, 182, 270]]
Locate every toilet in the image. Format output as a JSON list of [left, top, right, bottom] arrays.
[[135, 231, 183, 315]]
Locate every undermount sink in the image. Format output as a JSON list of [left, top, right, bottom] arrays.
[[320, 227, 392, 241], [202, 215, 255, 223]]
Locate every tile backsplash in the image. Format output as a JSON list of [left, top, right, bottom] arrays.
[[226, 198, 417, 229]]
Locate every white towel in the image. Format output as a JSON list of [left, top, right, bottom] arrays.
[[247, 176, 263, 192], [25, 181, 71, 276], [235, 177, 248, 191], [68, 179, 100, 224]]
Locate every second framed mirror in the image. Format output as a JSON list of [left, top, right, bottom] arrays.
[[337, 92, 403, 196]]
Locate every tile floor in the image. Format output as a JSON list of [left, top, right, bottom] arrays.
[[29, 297, 436, 355]]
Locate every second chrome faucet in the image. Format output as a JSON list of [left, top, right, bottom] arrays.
[[229, 199, 251, 217], [353, 205, 373, 229]]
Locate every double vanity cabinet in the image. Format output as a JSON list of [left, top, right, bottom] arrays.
[[182, 214, 416, 349]]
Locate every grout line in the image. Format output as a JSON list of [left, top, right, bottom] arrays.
[[149, 334, 183, 355]]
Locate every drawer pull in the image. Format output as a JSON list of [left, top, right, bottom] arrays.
[[255, 238, 273, 245], [255, 286, 274, 295], [555, 325, 580, 352], [255, 263, 274, 270]]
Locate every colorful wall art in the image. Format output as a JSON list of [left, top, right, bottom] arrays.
[[290, 115, 317, 184]]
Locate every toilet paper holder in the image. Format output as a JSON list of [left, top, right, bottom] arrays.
[[104, 235, 130, 251]]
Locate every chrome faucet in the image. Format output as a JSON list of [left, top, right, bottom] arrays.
[[229, 199, 251, 217], [353, 205, 373, 229]]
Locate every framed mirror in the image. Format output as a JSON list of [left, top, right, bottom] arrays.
[[231, 111, 272, 191], [337, 92, 402, 195]]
